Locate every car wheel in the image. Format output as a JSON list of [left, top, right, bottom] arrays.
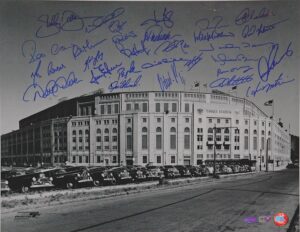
[[66, 182, 73, 189], [111, 179, 116, 185], [93, 180, 100, 187], [21, 185, 29, 193]]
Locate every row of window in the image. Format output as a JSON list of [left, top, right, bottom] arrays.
[[72, 145, 118, 151], [100, 104, 119, 115], [126, 103, 148, 112], [72, 155, 118, 163]]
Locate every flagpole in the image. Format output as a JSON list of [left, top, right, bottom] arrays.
[[272, 100, 274, 117]]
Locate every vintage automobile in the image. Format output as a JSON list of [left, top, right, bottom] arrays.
[[108, 167, 132, 184], [186, 166, 202, 177], [52, 166, 94, 189], [127, 166, 147, 182], [29, 168, 58, 190], [7, 168, 57, 193], [87, 166, 116, 186], [1, 170, 12, 194], [162, 166, 181, 178], [205, 166, 214, 175], [221, 165, 233, 174], [145, 166, 165, 180], [175, 165, 192, 177]]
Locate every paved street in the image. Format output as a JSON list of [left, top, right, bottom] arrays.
[[2, 169, 299, 232]]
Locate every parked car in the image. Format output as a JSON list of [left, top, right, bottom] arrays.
[[29, 168, 58, 190], [146, 166, 165, 180], [162, 166, 181, 178], [205, 166, 214, 175], [87, 166, 116, 186], [222, 165, 233, 174], [286, 163, 299, 169], [127, 166, 147, 182], [1, 170, 12, 194], [175, 165, 192, 177], [109, 167, 132, 184], [52, 166, 93, 189], [7, 168, 56, 193], [186, 166, 202, 177]]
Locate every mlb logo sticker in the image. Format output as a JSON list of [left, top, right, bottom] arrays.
[[274, 212, 289, 226]]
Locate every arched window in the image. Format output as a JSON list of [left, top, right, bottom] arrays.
[[79, 130, 82, 135], [224, 128, 229, 134], [253, 130, 257, 135], [208, 128, 213, 133], [112, 128, 117, 133], [142, 127, 148, 149], [261, 130, 265, 135], [170, 127, 176, 149], [126, 127, 132, 150], [184, 127, 190, 149], [235, 129, 239, 134], [72, 130, 76, 135], [104, 128, 109, 134], [268, 131, 271, 136], [244, 129, 248, 134], [156, 127, 162, 149], [85, 129, 89, 135], [97, 128, 101, 134]]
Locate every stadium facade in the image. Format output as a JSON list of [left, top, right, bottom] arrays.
[[1, 91, 291, 169]]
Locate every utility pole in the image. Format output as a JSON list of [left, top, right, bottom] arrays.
[[213, 124, 217, 177]]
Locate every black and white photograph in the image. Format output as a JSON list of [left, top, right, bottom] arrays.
[[0, 1, 299, 231]]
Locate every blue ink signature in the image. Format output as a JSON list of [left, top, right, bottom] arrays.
[[89, 61, 122, 84], [184, 52, 203, 71], [241, 18, 288, 38], [35, 8, 125, 38], [83, 50, 104, 72], [209, 74, 253, 88], [108, 74, 142, 92], [257, 42, 293, 82], [72, 39, 106, 60], [50, 38, 106, 60], [153, 38, 190, 55], [140, 8, 174, 29], [23, 71, 82, 102], [107, 19, 127, 34], [235, 7, 275, 26], [246, 73, 295, 97], [194, 30, 235, 43], [21, 40, 46, 64], [47, 62, 66, 76], [117, 61, 141, 79], [194, 16, 234, 42], [31, 60, 42, 83], [211, 53, 258, 66], [217, 65, 253, 77], [141, 57, 189, 69], [142, 25, 180, 43], [218, 43, 241, 50], [112, 31, 137, 46], [156, 63, 185, 92], [118, 41, 150, 58]]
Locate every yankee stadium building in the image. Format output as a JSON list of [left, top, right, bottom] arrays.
[[1, 91, 291, 170]]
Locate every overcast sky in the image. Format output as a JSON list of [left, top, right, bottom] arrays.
[[0, 1, 299, 136]]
